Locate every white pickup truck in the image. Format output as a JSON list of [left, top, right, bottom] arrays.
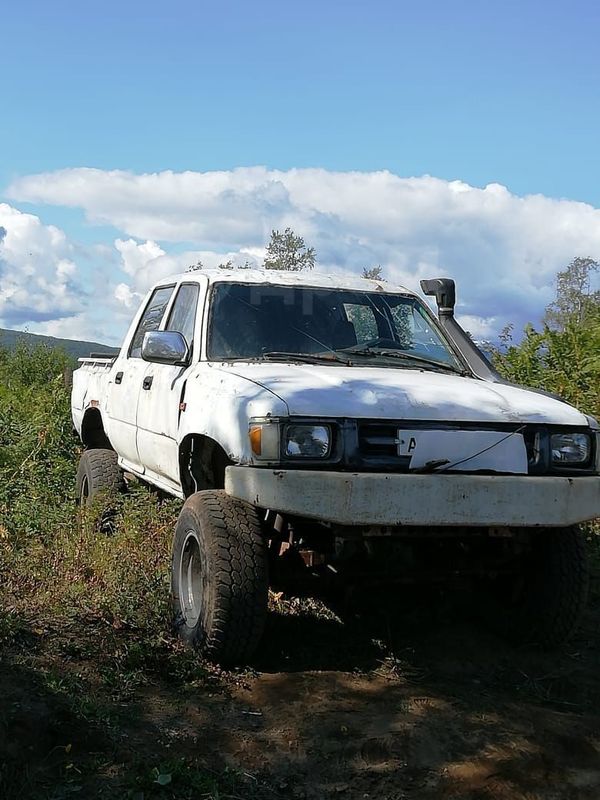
[[72, 269, 600, 663]]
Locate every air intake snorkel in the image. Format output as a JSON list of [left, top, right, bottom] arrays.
[[420, 277, 502, 382]]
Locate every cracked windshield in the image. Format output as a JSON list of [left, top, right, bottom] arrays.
[[208, 282, 462, 370]]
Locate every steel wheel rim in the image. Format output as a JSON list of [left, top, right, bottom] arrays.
[[179, 530, 203, 628]]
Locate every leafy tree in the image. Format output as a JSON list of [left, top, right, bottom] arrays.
[[217, 259, 254, 270], [187, 258, 254, 271], [0, 339, 73, 388], [493, 257, 600, 418], [362, 266, 384, 280], [492, 324, 547, 389], [544, 256, 599, 331], [264, 228, 316, 272]]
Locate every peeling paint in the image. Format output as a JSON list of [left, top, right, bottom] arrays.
[[213, 362, 587, 426]]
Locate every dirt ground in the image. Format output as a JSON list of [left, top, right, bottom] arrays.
[[1, 587, 600, 799]]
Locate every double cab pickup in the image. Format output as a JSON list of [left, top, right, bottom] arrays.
[[72, 269, 600, 662]]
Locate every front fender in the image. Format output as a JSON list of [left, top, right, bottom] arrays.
[[179, 364, 288, 463]]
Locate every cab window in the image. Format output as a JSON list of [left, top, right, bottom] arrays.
[[166, 283, 200, 354], [129, 285, 174, 358]]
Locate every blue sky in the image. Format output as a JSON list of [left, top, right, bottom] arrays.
[[1, 0, 600, 343], [3, 0, 600, 200]]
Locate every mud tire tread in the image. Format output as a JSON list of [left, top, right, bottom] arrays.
[[172, 490, 268, 665], [487, 526, 589, 647], [76, 448, 124, 503]]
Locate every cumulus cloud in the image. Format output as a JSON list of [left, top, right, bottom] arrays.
[[7, 167, 600, 336], [113, 238, 262, 299], [0, 204, 128, 344], [0, 203, 83, 326]]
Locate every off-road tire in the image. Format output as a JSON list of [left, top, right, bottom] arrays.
[[484, 526, 589, 647], [76, 448, 124, 506], [172, 490, 268, 664]]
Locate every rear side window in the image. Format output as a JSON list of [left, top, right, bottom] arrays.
[[129, 285, 174, 358], [166, 283, 200, 354]]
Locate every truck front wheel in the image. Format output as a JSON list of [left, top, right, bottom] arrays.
[[172, 490, 268, 664], [484, 526, 589, 646]]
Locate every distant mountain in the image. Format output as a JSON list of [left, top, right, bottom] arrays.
[[0, 328, 119, 360]]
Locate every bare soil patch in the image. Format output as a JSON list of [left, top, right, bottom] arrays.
[[1, 586, 599, 799]]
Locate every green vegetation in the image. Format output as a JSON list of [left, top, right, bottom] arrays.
[[263, 227, 316, 272], [492, 258, 600, 576], [362, 265, 384, 280], [493, 257, 600, 418]]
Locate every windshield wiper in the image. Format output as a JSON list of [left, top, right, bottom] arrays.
[[261, 351, 352, 366], [337, 347, 468, 375]]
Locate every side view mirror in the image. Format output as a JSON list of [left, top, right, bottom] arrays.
[[142, 331, 190, 366]]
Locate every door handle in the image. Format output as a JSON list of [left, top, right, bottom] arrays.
[[142, 375, 153, 390], [115, 371, 123, 385]]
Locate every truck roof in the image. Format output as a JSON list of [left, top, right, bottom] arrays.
[[160, 268, 417, 296]]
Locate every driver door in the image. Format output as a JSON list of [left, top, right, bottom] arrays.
[[105, 284, 175, 470], [136, 282, 201, 487]]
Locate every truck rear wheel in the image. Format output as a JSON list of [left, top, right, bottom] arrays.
[[76, 448, 124, 505], [484, 526, 589, 646], [172, 490, 268, 664]]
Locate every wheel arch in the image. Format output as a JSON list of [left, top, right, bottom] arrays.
[[178, 433, 234, 497], [81, 407, 113, 450]]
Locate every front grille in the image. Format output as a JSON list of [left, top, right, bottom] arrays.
[[357, 422, 410, 470], [358, 423, 399, 457], [356, 421, 546, 473]]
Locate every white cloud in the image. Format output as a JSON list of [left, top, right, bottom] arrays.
[[456, 314, 500, 339], [115, 237, 165, 276], [0, 203, 83, 326], [25, 314, 111, 345], [0, 204, 131, 344], [114, 282, 138, 310], [6, 167, 600, 338], [113, 238, 261, 300]]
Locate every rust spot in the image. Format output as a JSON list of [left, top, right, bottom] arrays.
[[89, 399, 99, 408]]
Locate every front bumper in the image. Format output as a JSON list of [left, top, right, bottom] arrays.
[[224, 467, 600, 527]]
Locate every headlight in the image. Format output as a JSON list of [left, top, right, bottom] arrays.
[[284, 424, 331, 458], [248, 420, 333, 461], [551, 432, 591, 464]]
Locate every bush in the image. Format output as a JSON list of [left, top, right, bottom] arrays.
[[0, 345, 78, 541], [493, 310, 600, 419], [0, 342, 180, 643]]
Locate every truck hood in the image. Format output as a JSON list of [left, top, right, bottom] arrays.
[[218, 363, 588, 426]]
